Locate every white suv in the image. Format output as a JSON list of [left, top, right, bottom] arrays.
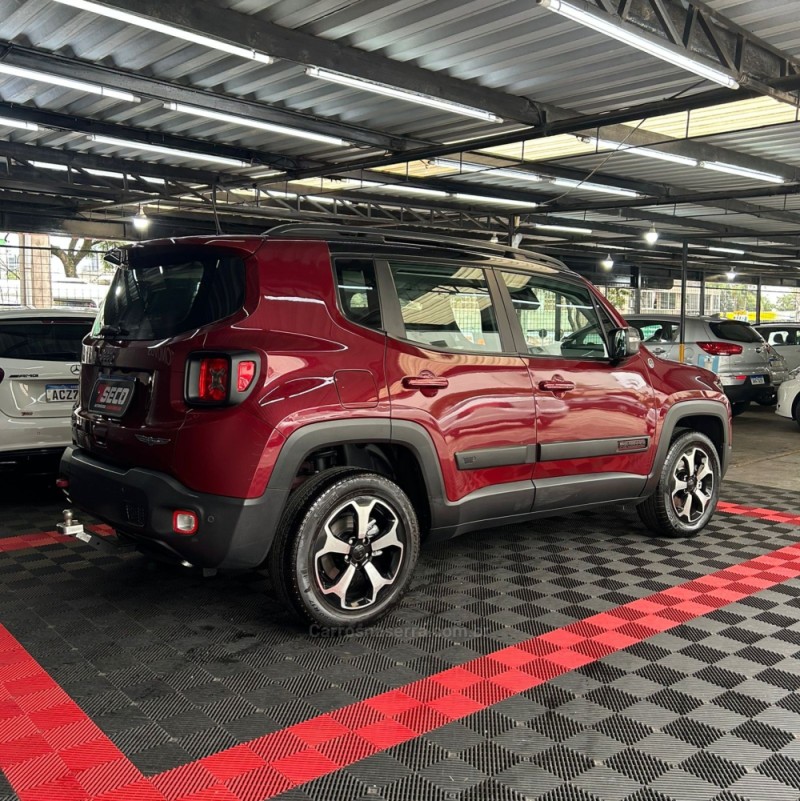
[[0, 308, 95, 474]]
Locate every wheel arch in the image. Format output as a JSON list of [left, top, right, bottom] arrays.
[[266, 419, 447, 537], [643, 400, 730, 496]]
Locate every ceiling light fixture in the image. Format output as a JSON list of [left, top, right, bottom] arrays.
[[644, 224, 659, 245], [0, 115, 39, 131], [580, 136, 698, 167], [701, 161, 785, 183], [52, 0, 273, 63], [432, 157, 543, 182], [163, 102, 346, 146], [381, 185, 449, 197], [451, 193, 538, 207], [536, 0, 739, 89], [90, 134, 250, 167], [132, 206, 150, 231], [30, 161, 69, 171], [306, 67, 503, 122], [534, 223, 594, 234], [0, 63, 139, 102], [708, 246, 745, 255], [600, 254, 614, 270], [550, 177, 641, 198], [726, 269, 737, 280]]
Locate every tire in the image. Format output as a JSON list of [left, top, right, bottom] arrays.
[[268, 468, 420, 629], [794, 399, 800, 429], [637, 430, 721, 538], [731, 401, 749, 417]]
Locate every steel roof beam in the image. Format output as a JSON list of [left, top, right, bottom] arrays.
[[1, 45, 414, 155], [60, 0, 544, 127]]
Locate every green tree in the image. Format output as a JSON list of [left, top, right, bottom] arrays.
[[51, 238, 127, 278]]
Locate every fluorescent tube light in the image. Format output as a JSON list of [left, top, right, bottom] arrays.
[[0, 63, 138, 102], [534, 223, 593, 234], [91, 135, 250, 167], [164, 102, 345, 146], [581, 136, 698, 167], [52, 0, 273, 63], [30, 161, 69, 171], [451, 193, 538, 207], [551, 177, 641, 198], [382, 185, 449, 197], [432, 157, 543, 182], [84, 168, 125, 178], [0, 116, 39, 131], [701, 161, 785, 184], [306, 66, 503, 122], [537, 0, 739, 89], [708, 246, 745, 255]]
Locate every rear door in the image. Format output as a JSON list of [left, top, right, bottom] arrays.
[[0, 316, 91, 420], [382, 258, 536, 504], [496, 270, 656, 508]]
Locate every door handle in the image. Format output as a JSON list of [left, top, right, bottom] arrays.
[[650, 347, 666, 355], [402, 374, 449, 391], [538, 378, 575, 393]]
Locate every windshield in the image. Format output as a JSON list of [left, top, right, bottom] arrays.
[[98, 248, 246, 340], [0, 318, 92, 361]]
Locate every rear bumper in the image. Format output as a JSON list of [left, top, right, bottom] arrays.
[[0, 447, 66, 474], [721, 376, 770, 405], [59, 446, 286, 569]]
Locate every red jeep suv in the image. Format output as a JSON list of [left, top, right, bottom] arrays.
[[60, 225, 731, 628]]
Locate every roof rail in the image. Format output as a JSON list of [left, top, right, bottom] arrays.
[[265, 223, 568, 270]]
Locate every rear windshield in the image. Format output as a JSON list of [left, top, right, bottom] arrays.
[[0, 319, 92, 361], [708, 320, 762, 343], [98, 248, 246, 340]]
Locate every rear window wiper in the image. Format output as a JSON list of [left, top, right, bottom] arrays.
[[97, 324, 129, 338]]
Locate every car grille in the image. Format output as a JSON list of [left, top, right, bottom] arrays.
[[122, 502, 147, 528]]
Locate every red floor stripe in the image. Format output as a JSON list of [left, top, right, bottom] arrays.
[[2, 531, 800, 800], [718, 500, 800, 526], [0, 525, 114, 554]]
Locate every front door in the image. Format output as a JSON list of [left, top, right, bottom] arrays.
[[496, 269, 656, 511]]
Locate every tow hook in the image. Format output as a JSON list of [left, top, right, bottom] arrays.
[[57, 508, 89, 542]]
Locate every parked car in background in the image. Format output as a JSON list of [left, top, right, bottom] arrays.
[[756, 323, 800, 372], [776, 368, 800, 428], [59, 226, 731, 629], [626, 314, 780, 416], [0, 308, 95, 474]]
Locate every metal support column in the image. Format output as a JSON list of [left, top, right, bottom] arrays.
[[679, 243, 688, 363], [755, 276, 762, 324], [699, 271, 706, 316]]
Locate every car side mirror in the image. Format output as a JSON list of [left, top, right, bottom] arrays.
[[611, 326, 641, 361]]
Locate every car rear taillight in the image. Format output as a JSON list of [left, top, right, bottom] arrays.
[[198, 357, 229, 402], [237, 360, 256, 392], [697, 341, 743, 356], [185, 352, 261, 406]]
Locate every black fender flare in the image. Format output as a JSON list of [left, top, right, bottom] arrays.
[[642, 400, 731, 496]]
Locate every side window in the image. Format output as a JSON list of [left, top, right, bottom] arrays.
[[499, 271, 610, 359], [388, 262, 502, 352], [767, 329, 791, 346], [334, 259, 382, 329], [639, 322, 679, 343]]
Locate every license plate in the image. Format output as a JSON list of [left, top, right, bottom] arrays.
[[46, 384, 78, 403], [89, 377, 135, 418], [751, 376, 765, 385]]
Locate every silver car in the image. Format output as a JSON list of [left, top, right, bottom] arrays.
[[0, 308, 95, 474], [626, 314, 781, 416]]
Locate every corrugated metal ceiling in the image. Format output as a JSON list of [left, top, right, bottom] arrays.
[[0, 0, 798, 278]]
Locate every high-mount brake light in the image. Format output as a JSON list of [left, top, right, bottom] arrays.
[[237, 360, 256, 392], [697, 341, 743, 356], [198, 357, 229, 402]]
